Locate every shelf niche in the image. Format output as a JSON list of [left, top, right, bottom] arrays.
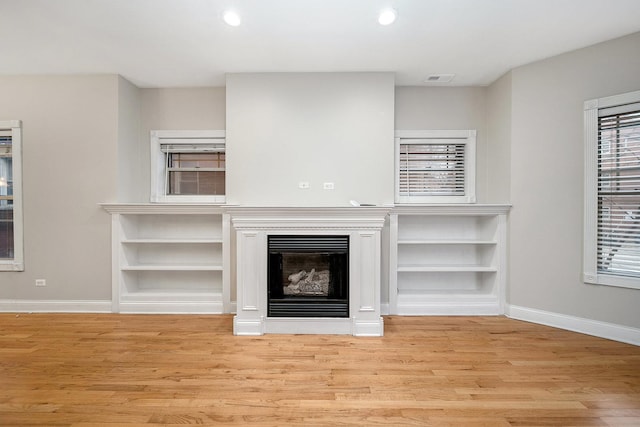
[[389, 204, 510, 315], [102, 204, 230, 314]]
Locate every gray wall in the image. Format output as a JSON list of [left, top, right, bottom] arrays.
[[508, 31, 640, 328], [486, 72, 512, 203], [0, 75, 118, 300], [138, 87, 226, 202], [2, 31, 639, 332], [395, 86, 489, 202], [117, 76, 141, 202], [226, 73, 395, 207]]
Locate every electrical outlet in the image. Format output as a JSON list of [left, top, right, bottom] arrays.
[[323, 182, 335, 190], [35, 279, 46, 287]]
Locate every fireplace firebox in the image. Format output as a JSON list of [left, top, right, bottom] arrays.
[[268, 235, 349, 318]]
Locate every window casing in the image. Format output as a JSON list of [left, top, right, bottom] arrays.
[[395, 130, 476, 204], [584, 90, 640, 289], [150, 130, 226, 203], [0, 120, 23, 271]]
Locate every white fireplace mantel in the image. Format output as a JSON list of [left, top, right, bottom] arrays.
[[228, 206, 390, 336]]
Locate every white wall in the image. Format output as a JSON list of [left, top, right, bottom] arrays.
[[0, 75, 118, 300], [226, 73, 395, 207], [508, 31, 640, 328], [134, 84, 492, 206]]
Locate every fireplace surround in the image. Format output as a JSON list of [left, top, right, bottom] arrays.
[[229, 206, 389, 336]]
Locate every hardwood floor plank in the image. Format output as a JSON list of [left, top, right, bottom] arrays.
[[0, 314, 638, 426]]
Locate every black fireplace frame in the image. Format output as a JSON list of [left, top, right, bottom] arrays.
[[267, 235, 349, 318]]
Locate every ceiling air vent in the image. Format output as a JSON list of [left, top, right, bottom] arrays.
[[423, 73, 455, 83]]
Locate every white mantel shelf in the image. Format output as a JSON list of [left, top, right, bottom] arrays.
[[227, 206, 391, 230], [100, 203, 226, 214], [230, 206, 390, 336], [101, 203, 509, 216], [390, 204, 511, 215]]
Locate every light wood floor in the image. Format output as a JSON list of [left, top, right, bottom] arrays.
[[0, 314, 639, 426]]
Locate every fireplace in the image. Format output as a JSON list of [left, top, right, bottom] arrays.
[[230, 206, 388, 336], [268, 235, 349, 318]]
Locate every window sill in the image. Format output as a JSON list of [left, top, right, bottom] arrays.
[[396, 196, 477, 204], [0, 262, 24, 272], [584, 273, 640, 290], [151, 196, 226, 204]]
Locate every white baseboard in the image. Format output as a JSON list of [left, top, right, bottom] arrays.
[[4, 300, 635, 345], [396, 302, 502, 316], [0, 299, 112, 313], [352, 317, 385, 337], [0, 299, 233, 315], [507, 305, 640, 346], [118, 301, 223, 314]]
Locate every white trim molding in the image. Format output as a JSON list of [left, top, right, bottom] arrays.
[[0, 120, 24, 271], [583, 89, 640, 290], [0, 300, 112, 313], [507, 305, 640, 346], [395, 129, 477, 204], [117, 301, 224, 314], [150, 129, 226, 204]]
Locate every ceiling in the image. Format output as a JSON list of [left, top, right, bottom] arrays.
[[2, 0, 640, 88]]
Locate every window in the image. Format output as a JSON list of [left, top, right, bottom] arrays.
[[395, 130, 476, 204], [0, 120, 23, 271], [150, 130, 225, 203], [584, 90, 640, 289]]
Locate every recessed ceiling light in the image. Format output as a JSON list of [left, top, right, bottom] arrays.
[[223, 10, 241, 26], [378, 8, 397, 26]]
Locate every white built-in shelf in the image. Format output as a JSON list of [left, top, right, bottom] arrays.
[[389, 204, 510, 316], [122, 238, 223, 244], [398, 239, 497, 245], [121, 290, 220, 301], [397, 265, 498, 273], [101, 203, 230, 314], [121, 264, 223, 271]]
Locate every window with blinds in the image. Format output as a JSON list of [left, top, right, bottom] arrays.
[[0, 120, 23, 271], [0, 132, 14, 260], [150, 130, 226, 203], [584, 90, 640, 289], [162, 143, 225, 196], [596, 106, 640, 278], [395, 130, 476, 204]]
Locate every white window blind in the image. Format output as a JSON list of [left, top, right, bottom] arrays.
[[398, 140, 466, 197], [596, 104, 640, 278], [584, 90, 640, 289], [395, 130, 476, 204]]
